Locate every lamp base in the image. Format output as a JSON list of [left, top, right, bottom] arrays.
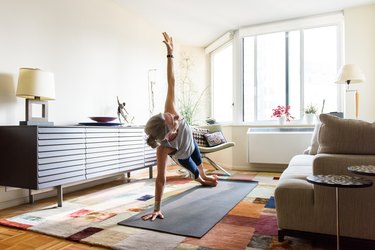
[[20, 121, 54, 126], [21, 98, 54, 126]]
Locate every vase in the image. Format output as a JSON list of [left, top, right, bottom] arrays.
[[305, 113, 315, 124], [278, 115, 286, 125]]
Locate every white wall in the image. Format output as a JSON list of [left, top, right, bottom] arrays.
[[175, 46, 209, 124], [0, 0, 168, 126], [344, 4, 375, 121]]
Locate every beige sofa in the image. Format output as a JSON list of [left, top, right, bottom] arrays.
[[275, 114, 375, 241]]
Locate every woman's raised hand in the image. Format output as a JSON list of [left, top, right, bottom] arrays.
[[162, 32, 173, 55]]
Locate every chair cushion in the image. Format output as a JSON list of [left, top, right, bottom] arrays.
[[204, 131, 227, 147], [318, 113, 375, 154], [198, 142, 235, 153], [191, 127, 209, 147]]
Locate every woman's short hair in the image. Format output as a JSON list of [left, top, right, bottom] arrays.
[[144, 113, 169, 148]]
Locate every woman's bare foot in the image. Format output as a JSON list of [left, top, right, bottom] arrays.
[[202, 174, 219, 182], [196, 176, 218, 186]]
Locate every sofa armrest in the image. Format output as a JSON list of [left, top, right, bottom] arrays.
[[313, 153, 375, 175]]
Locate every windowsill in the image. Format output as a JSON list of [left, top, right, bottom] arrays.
[[245, 122, 315, 128], [220, 121, 316, 128]]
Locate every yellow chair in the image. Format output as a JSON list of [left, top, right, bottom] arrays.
[[195, 124, 235, 176]]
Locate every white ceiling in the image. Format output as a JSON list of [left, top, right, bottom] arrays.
[[115, 0, 375, 47]]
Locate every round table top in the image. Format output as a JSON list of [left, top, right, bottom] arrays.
[[306, 175, 373, 188], [347, 165, 375, 176]]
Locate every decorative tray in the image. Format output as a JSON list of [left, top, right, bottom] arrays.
[[78, 122, 123, 126]]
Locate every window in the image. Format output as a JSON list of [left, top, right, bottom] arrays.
[[243, 25, 341, 122], [303, 26, 338, 115], [209, 13, 343, 123], [244, 32, 287, 121], [211, 43, 233, 122]]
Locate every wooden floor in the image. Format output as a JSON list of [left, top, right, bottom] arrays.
[[0, 167, 162, 250], [0, 226, 108, 250]]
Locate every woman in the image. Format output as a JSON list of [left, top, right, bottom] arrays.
[[142, 32, 218, 221]]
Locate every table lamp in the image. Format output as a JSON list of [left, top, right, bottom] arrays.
[[335, 64, 365, 119], [16, 68, 56, 125]]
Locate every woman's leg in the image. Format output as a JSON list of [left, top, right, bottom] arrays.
[[190, 140, 218, 182], [178, 157, 217, 186], [178, 146, 216, 186], [177, 157, 199, 179]]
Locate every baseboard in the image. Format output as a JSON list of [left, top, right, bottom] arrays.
[[0, 196, 30, 210], [0, 173, 135, 210], [232, 163, 286, 173]]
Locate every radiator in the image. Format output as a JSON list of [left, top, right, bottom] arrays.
[[247, 127, 313, 164]]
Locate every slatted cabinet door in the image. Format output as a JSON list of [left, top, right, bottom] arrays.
[[144, 143, 157, 167], [85, 128, 120, 179], [37, 127, 86, 189], [118, 128, 145, 172]]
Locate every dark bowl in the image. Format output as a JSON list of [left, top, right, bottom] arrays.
[[89, 117, 117, 123]]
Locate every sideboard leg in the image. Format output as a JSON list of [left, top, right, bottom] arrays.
[[28, 189, 35, 204], [56, 185, 63, 207], [124, 172, 131, 183], [149, 166, 153, 179]]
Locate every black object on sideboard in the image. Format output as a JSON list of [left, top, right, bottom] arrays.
[[0, 125, 156, 206]]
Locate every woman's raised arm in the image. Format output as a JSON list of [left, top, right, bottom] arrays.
[[162, 32, 179, 116]]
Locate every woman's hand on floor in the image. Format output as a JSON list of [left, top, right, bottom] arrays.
[[141, 210, 165, 221]]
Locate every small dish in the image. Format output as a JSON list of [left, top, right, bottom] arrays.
[[89, 117, 117, 123]]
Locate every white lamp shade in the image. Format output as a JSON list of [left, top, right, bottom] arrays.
[[335, 64, 366, 84], [16, 68, 56, 100]]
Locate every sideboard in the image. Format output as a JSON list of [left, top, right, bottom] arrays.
[[0, 125, 157, 206]]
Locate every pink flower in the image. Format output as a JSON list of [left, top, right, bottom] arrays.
[[271, 105, 295, 121]]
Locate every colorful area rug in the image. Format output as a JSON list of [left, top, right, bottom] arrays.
[[119, 180, 257, 238], [0, 171, 314, 249]]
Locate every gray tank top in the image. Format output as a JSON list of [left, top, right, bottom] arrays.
[[160, 119, 195, 160]]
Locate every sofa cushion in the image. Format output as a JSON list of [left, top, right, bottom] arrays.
[[278, 155, 314, 183], [318, 114, 375, 154], [288, 154, 315, 167]]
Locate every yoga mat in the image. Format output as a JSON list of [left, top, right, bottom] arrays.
[[118, 180, 257, 238]]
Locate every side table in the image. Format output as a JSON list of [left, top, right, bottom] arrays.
[[348, 165, 375, 176], [306, 175, 372, 250]]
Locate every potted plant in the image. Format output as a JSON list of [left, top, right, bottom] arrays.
[[177, 55, 207, 125], [304, 103, 318, 124], [271, 105, 294, 124]]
